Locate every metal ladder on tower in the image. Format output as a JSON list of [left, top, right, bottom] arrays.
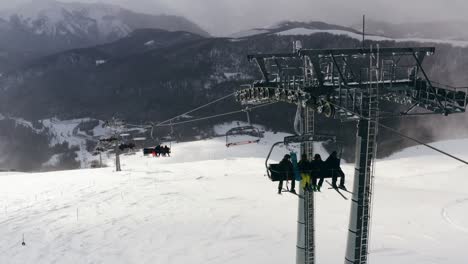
[[359, 55, 380, 264], [303, 106, 315, 264]]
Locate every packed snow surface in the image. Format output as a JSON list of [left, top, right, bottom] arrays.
[[1, 131, 467, 264]]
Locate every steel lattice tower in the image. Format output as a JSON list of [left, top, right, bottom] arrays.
[[236, 45, 467, 264]]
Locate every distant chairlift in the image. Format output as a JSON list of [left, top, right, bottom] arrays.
[[225, 109, 264, 147], [143, 123, 173, 157], [117, 133, 138, 154]]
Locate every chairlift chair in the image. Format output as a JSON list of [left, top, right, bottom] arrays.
[[265, 133, 339, 182], [99, 136, 118, 143], [225, 108, 265, 147], [92, 146, 106, 156], [145, 126, 172, 157], [150, 123, 175, 149], [265, 141, 295, 181], [143, 148, 155, 156], [225, 125, 264, 147]]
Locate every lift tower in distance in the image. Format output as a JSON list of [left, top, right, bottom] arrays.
[[235, 44, 467, 264]]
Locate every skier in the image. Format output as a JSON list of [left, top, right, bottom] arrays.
[[311, 154, 326, 191], [154, 145, 162, 157], [325, 151, 346, 189], [164, 145, 171, 157], [278, 154, 295, 194], [298, 154, 312, 191]]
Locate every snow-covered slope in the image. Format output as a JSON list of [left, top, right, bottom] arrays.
[[0, 132, 467, 264]]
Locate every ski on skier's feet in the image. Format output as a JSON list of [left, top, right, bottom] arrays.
[[337, 186, 353, 194], [325, 181, 352, 193], [326, 181, 348, 200]]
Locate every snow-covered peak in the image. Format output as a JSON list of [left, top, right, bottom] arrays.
[[5, 0, 122, 20], [1, 0, 130, 38]]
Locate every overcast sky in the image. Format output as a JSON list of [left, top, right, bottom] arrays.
[[1, 0, 467, 36]]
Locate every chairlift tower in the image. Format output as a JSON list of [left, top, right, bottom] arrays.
[[236, 43, 467, 264], [104, 118, 126, 172]]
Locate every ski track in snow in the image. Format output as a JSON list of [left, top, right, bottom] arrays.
[[441, 198, 468, 234]]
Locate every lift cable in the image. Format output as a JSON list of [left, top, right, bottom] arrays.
[[156, 110, 244, 127], [154, 92, 236, 127], [124, 92, 236, 129], [378, 112, 443, 119], [155, 101, 278, 127], [378, 124, 468, 166], [126, 123, 151, 129], [323, 100, 468, 166]]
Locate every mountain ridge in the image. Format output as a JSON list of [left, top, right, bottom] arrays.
[[351, 19, 468, 41], [230, 20, 364, 38]]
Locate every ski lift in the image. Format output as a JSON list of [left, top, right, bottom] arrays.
[[265, 133, 337, 182], [99, 136, 118, 143], [119, 143, 136, 151], [145, 124, 173, 157], [225, 108, 264, 147], [143, 148, 155, 156], [143, 145, 171, 157], [92, 146, 106, 156], [150, 122, 175, 148]]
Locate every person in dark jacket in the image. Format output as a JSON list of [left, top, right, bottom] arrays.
[[154, 145, 162, 157], [310, 154, 325, 192], [278, 154, 295, 194], [325, 151, 345, 189], [298, 154, 312, 191], [164, 145, 171, 157]]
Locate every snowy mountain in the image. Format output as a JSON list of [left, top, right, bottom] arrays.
[[0, 0, 208, 71], [3, 0, 129, 39], [231, 20, 468, 47], [351, 19, 468, 42], [230, 21, 364, 38], [0, 0, 208, 40], [0, 133, 467, 264], [2, 25, 468, 172], [1, 19, 468, 172]]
